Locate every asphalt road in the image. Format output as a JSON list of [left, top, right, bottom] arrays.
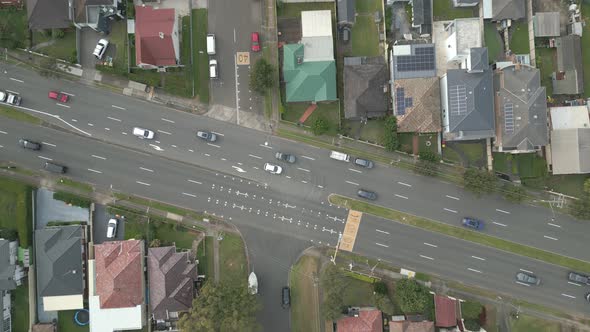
[[1, 117, 589, 316]]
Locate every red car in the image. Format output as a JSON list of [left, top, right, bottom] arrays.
[[251, 32, 260, 52], [48, 91, 69, 103]]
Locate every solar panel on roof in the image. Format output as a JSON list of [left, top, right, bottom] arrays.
[[395, 46, 435, 73], [395, 88, 414, 116], [449, 85, 467, 116], [504, 103, 514, 134]]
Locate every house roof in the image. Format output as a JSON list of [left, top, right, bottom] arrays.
[[35, 226, 84, 297], [483, 0, 525, 21], [26, 0, 71, 29], [533, 12, 560, 37], [453, 0, 479, 6], [301, 10, 334, 61], [550, 105, 590, 130], [551, 128, 590, 174], [0, 239, 16, 291], [494, 65, 548, 151], [337, 0, 355, 25], [337, 308, 382, 332], [343, 56, 389, 119], [392, 43, 437, 79], [445, 18, 482, 62], [283, 43, 337, 102], [74, 0, 114, 25], [389, 320, 435, 332], [148, 246, 197, 320], [135, 5, 177, 67], [412, 0, 432, 34], [95, 240, 144, 309], [553, 35, 584, 95], [467, 47, 488, 72], [394, 77, 441, 133], [434, 295, 457, 327]]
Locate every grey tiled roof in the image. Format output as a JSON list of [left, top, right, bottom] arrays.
[[0, 240, 16, 291], [343, 56, 389, 119], [553, 35, 584, 95], [26, 0, 71, 29], [337, 0, 355, 25], [486, 0, 525, 21], [468, 47, 488, 72], [412, 0, 432, 34]]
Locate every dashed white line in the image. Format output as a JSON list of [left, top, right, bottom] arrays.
[[376, 229, 390, 234], [136, 181, 151, 186], [88, 123, 94, 127], [248, 154, 262, 159], [516, 281, 530, 287], [301, 180, 308, 184], [301, 155, 315, 160], [348, 168, 362, 173], [107, 116, 122, 122], [139, 167, 154, 173], [547, 223, 561, 228], [38, 156, 52, 161], [467, 268, 482, 274], [0, 130, 7, 134], [204, 153, 210, 157], [182, 192, 197, 198], [56, 103, 70, 108], [493, 221, 507, 227], [285, 175, 291, 179], [122, 132, 128, 135], [91, 155, 106, 160], [161, 118, 175, 123], [395, 194, 408, 199], [87, 168, 102, 174], [207, 143, 221, 148], [397, 181, 412, 187], [345, 181, 359, 186], [568, 281, 582, 287], [445, 195, 460, 200], [9, 77, 23, 83], [520, 268, 533, 274], [376, 243, 389, 248], [317, 185, 324, 189], [419, 255, 434, 261], [111, 105, 125, 110], [443, 208, 457, 213], [259, 144, 273, 149], [42, 142, 56, 147], [71, 119, 78, 122], [471, 255, 486, 261], [561, 293, 576, 299], [212, 131, 224, 136], [61, 91, 75, 96], [0, 145, 3, 148], [543, 235, 558, 241], [157, 130, 172, 135], [187, 179, 202, 184], [423, 242, 438, 248], [297, 167, 310, 172], [496, 208, 511, 214]]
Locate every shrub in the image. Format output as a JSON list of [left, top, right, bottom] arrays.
[[51, 29, 65, 39], [383, 116, 399, 151], [46, 221, 86, 227], [502, 183, 526, 203], [462, 301, 483, 320], [52, 191, 92, 208], [312, 116, 330, 135], [373, 281, 388, 295], [414, 159, 438, 177], [0, 229, 18, 241], [395, 278, 432, 314], [419, 151, 438, 162], [464, 318, 481, 331], [463, 168, 496, 195]]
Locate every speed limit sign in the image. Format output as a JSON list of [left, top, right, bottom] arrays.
[[236, 52, 250, 65]]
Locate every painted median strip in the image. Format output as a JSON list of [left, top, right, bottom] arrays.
[[328, 194, 590, 274]]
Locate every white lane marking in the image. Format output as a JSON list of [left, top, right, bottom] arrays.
[[42, 141, 56, 147], [6, 90, 18, 94], [516, 281, 530, 287], [496, 208, 511, 214], [547, 223, 561, 228], [61, 91, 75, 96], [172, 145, 178, 148], [345, 181, 359, 186], [376, 229, 390, 234], [88, 123, 94, 127], [9, 77, 23, 83], [187, 179, 202, 184], [150, 144, 164, 151], [105, 128, 110, 131], [493, 221, 507, 227], [0, 130, 6, 134], [249, 154, 262, 159], [0, 145, 3, 148], [71, 119, 78, 122], [443, 208, 457, 213], [107, 116, 122, 122], [285, 175, 291, 178], [87, 168, 102, 174], [204, 153, 210, 157], [136, 181, 151, 186], [395, 194, 408, 200], [348, 168, 362, 173], [212, 131, 224, 136], [91, 154, 106, 160], [543, 235, 558, 241], [520, 268, 533, 274], [467, 268, 482, 274], [561, 293, 576, 299], [317, 185, 324, 189], [297, 167, 310, 172], [423, 242, 438, 248], [568, 281, 582, 287], [182, 192, 197, 198], [38, 156, 52, 161], [161, 118, 175, 123], [471, 255, 486, 261], [445, 195, 460, 200], [259, 144, 273, 149], [220, 158, 226, 161], [157, 129, 172, 135], [111, 105, 125, 110], [232, 166, 246, 173], [376, 243, 389, 248], [122, 132, 128, 135], [207, 143, 221, 148], [139, 167, 154, 173], [301, 155, 315, 160], [397, 181, 412, 187], [56, 103, 70, 108], [9, 105, 91, 136], [301, 180, 308, 184], [419, 255, 434, 261]]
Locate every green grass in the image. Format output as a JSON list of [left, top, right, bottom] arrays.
[[492, 152, 509, 173], [509, 21, 530, 55], [513, 153, 546, 179], [581, 3, 590, 98], [418, 134, 438, 155], [351, 15, 380, 56], [356, 0, 381, 13], [398, 132, 414, 154], [443, 142, 485, 166], [219, 233, 248, 284], [35, 29, 77, 61], [442, 145, 462, 163], [509, 314, 560, 332], [360, 119, 386, 144], [109, 20, 128, 71], [329, 194, 590, 274], [193, 9, 210, 103], [282, 102, 341, 135], [196, 236, 214, 281], [0, 177, 32, 248], [12, 282, 29, 332], [290, 255, 321, 332], [0, 105, 43, 124], [181, 15, 194, 97], [484, 22, 502, 62], [277, 2, 335, 18], [58, 310, 89, 332], [535, 47, 555, 96], [154, 223, 202, 250], [523, 174, 588, 198], [58, 178, 93, 193], [0, 8, 29, 49], [433, 0, 475, 20], [114, 193, 204, 220], [341, 277, 375, 307]]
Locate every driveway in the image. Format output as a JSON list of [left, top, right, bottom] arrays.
[[93, 204, 125, 244], [35, 188, 90, 230], [79, 28, 103, 69]]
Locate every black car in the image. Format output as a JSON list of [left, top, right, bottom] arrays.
[[357, 189, 377, 201], [568, 272, 590, 285], [18, 139, 41, 150], [275, 152, 296, 163], [354, 158, 374, 169], [516, 272, 540, 285], [281, 286, 290, 309], [196, 130, 217, 142]]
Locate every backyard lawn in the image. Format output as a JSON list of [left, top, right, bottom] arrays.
[[12, 282, 29, 332], [484, 22, 503, 63], [196, 236, 214, 281], [33, 29, 77, 62], [535, 47, 555, 96], [433, 0, 475, 21], [277, 2, 334, 18], [219, 233, 248, 284], [290, 255, 321, 332], [509, 21, 530, 55], [0, 177, 32, 248], [351, 16, 380, 56], [193, 9, 210, 103], [282, 102, 341, 135], [58, 310, 89, 332], [581, 3, 590, 97]]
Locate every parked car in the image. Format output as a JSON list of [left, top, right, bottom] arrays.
[[0, 90, 6, 102], [251, 32, 261, 52], [132, 127, 155, 139], [586, 292, 590, 303], [18, 138, 41, 150], [516, 272, 541, 285], [209, 59, 218, 79], [106, 218, 118, 239], [275, 152, 296, 163], [354, 157, 374, 169], [6, 92, 21, 106], [196, 130, 217, 142], [462, 217, 484, 230], [93, 39, 109, 59], [568, 272, 590, 285], [357, 189, 377, 201], [263, 163, 283, 175], [48, 91, 69, 103], [281, 286, 291, 309]]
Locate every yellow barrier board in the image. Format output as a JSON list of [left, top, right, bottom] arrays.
[[339, 210, 362, 252]]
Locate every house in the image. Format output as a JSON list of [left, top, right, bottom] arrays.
[[411, 0, 432, 35], [337, 0, 355, 26], [493, 64, 548, 153], [434, 295, 459, 328], [343, 56, 389, 120], [89, 240, 145, 332], [389, 315, 435, 332], [394, 77, 441, 133], [444, 18, 482, 64], [35, 226, 85, 311], [148, 246, 197, 328], [135, 6, 180, 69], [283, 10, 337, 103], [453, 0, 478, 7], [552, 35, 584, 95], [336, 307, 383, 332], [73, 0, 124, 34], [391, 43, 437, 80], [533, 12, 560, 37], [32, 324, 57, 332], [550, 105, 590, 174], [0, 239, 16, 332], [482, 0, 525, 21], [441, 48, 496, 141], [26, 0, 71, 30]]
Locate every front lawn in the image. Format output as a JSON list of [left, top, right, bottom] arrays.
[[433, 0, 475, 21], [277, 2, 334, 18], [219, 234, 248, 284], [535, 47, 555, 96], [34, 29, 77, 62], [58, 310, 89, 332], [509, 21, 530, 55], [351, 16, 380, 56], [509, 314, 561, 332], [484, 22, 503, 63], [290, 255, 321, 332], [282, 102, 341, 135], [0, 177, 32, 247], [196, 236, 214, 281], [341, 277, 375, 307], [12, 283, 29, 332], [443, 141, 485, 167], [523, 174, 588, 198], [193, 9, 210, 103], [109, 20, 128, 71]]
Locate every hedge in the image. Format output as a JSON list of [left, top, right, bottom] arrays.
[[52, 192, 91, 208]]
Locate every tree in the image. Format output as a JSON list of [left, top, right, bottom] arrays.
[[395, 278, 431, 314], [463, 168, 496, 195], [373, 281, 388, 295], [383, 116, 399, 151], [39, 57, 59, 78], [373, 292, 395, 315], [419, 151, 438, 162], [249, 58, 275, 94], [414, 159, 438, 177], [502, 183, 526, 203], [583, 178, 590, 195], [321, 265, 349, 320], [311, 116, 330, 136], [463, 318, 481, 331], [149, 238, 161, 247], [178, 281, 261, 332], [571, 196, 590, 220], [461, 301, 483, 320]]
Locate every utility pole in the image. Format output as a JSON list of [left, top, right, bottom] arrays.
[[330, 233, 343, 265]]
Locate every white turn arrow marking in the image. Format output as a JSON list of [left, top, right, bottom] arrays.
[[149, 144, 164, 151], [232, 166, 246, 173]]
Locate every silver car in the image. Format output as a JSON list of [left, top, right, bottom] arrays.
[[516, 272, 540, 285], [263, 163, 282, 175]]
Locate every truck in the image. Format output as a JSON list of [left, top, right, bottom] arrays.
[[330, 150, 350, 162]]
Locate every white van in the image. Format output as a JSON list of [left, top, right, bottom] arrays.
[[330, 151, 350, 162], [206, 34, 216, 55], [209, 59, 218, 79]]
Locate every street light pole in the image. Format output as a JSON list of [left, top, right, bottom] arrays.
[[331, 233, 343, 265]]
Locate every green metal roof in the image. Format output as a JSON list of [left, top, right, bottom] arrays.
[[283, 44, 337, 102]]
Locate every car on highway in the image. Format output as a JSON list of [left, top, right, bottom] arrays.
[[93, 39, 109, 59], [275, 152, 296, 163], [5, 92, 21, 106], [281, 286, 290, 309], [263, 163, 283, 175], [462, 217, 484, 230], [132, 127, 155, 139], [18, 138, 41, 150], [196, 130, 217, 142], [516, 272, 541, 285], [567, 272, 590, 285], [251, 32, 260, 52], [44, 162, 67, 174], [357, 189, 377, 201], [0, 90, 6, 102], [106, 218, 118, 239], [586, 292, 590, 303], [48, 91, 69, 103], [354, 157, 374, 169]]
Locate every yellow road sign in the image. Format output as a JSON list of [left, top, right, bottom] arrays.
[[339, 210, 362, 252], [236, 52, 250, 65]]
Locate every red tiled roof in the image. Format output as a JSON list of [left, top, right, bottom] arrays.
[[95, 240, 144, 309], [389, 320, 435, 332], [337, 309, 382, 332], [434, 295, 457, 328], [135, 5, 177, 67]]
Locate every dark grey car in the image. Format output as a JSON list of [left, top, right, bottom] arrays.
[[281, 286, 290, 309], [275, 152, 296, 163], [19, 139, 41, 150], [568, 272, 590, 285], [516, 272, 540, 285], [357, 189, 377, 200], [354, 158, 374, 169], [196, 130, 217, 142]]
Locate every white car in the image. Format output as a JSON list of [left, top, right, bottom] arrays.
[[0, 91, 6, 102], [106, 218, 118, 239], [93, 39, 109, 59], [132, 127, 155, 139], [209, 59, 218, 79], [6, 92, 21, 105], [264, 163, 283, 175]]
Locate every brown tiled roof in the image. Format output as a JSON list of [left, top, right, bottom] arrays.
[[135, 5, 177, 67], [95, 240, 144, 309], [395, 77, 441, 133], [434, 295, 457, 327], [389, 320, 434, 332], [337, 308, 383, 332], [148, 246, 197, 320]]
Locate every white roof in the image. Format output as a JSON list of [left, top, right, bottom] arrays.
[[551, 128, 590, 174], [301, 10, 333, 38], [302, 36, 334, 61], [550, 105, 590, 130]]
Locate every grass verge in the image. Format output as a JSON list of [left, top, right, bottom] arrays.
[[12, 281, 29, 332], [58, 310, 89, 332], [290, 254, 321, 332], [193, 9, 209, 103], [114, 193, 204, 220], [0, 105, 43, 124], [0, 177, 32, 247], [197, 236, 214, 281], [282, 102, 341, 135], [509, 314, 560, 331], [329, 194, 590, 274], [219, 233, 248, 283], [58, 178, 93, 193]]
